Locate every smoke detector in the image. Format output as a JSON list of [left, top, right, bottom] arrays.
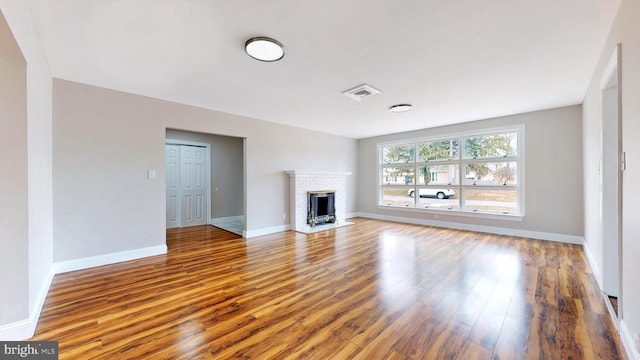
[[342, 84, 382, 102]]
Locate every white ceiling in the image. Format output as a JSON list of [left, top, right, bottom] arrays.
[[27, 0, 621, 139]]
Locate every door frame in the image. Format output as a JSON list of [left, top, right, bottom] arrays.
[[165, 138, 212, 228], [599, 43, 623, 323]]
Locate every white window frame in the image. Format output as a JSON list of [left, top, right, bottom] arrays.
[[377, 125, 525, 221]]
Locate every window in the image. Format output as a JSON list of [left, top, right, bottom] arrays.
[[378, 126, 523, 218]]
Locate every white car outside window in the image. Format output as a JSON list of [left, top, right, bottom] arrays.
[[408, 188, 455, 199]]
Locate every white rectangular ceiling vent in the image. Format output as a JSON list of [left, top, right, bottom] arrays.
[[342, 84, 382, 102]]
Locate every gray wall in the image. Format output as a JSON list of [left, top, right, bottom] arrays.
[[53, 79, 358, 262], [582, 0, 640, 347], [0, 10, 28, 325], [0, 1, 53, 337], [357, 105, 584, 237], [165, 129, 244, 219]]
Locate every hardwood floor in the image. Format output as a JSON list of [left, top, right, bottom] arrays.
[[32, 218, 627, 359]]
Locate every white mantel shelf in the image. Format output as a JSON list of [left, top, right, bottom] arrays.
[[286, 170, 352, 233]]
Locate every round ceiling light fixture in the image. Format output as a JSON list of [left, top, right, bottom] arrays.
[[389, 104, 413, 113], [245, 37, 285, 62]]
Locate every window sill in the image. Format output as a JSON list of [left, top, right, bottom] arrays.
[[376, 204, 524, 222]]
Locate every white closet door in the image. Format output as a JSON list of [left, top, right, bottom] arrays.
[[180, 145, 207, 227], [165, 144, 181, 229]]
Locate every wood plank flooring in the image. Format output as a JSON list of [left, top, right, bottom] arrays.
[[32, 218, 627, 359]]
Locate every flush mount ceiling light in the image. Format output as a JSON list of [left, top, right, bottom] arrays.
[[389, 104, 413, 113], [245, 37, 284, 62]]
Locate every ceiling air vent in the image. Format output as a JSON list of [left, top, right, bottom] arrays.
[[342, 84, 382, 102]]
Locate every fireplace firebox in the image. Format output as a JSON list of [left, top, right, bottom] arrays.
[[307, 191, 336, 227]]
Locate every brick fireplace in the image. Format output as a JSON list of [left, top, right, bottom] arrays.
[[285, 170, 351, 233]]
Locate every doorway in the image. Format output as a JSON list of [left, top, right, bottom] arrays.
[[165, 141, 210, 229], [165, 129, 246, 236], [600, 44, 622, 321]]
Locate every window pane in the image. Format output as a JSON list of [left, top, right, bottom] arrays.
[[418, 139, 459, 161], [464, 162, 517, 186], [417, 165, 459, 185], [418, 197, 460, 210], [464, 189, 517, 213], [382, 144, 415, 164], [463, 132, 517, 159], [382, 167, 415, 185], [414, 187, 459, 209], [382, 188, 415, 207]]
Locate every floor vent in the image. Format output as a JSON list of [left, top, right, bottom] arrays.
[[342, 84, 382, 102]]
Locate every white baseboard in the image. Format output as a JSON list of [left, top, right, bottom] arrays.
[[53, 245, 167, 274], [582, 242, 603, 290], [29, 269, 55, 336], [244, 224, 291, 238], [621, 320, 640, 360], [353, 212, 584, 244], [0, 270, 55, 340], [211, 215, 244, 224], [0, 318, 33, 341]]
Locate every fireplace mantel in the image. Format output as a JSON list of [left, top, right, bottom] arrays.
[[286, 171, 351, 233]]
